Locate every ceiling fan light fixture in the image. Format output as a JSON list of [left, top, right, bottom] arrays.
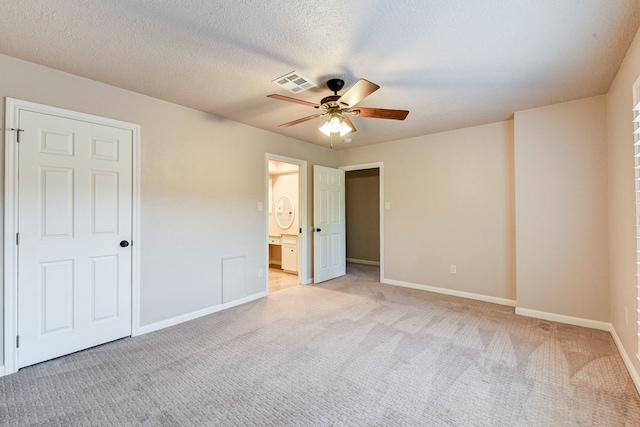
[[328, 116, 342, 133], [339, 120, 353, 136], [319, 115, 353, 136], [319, 120, 332, 136]]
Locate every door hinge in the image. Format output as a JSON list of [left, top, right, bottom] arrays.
[[16, 335, 19, 348], [10, 128, 24, 143], [16, 232, 19, 245]]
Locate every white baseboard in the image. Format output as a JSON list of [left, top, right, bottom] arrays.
[[382, 278, 516, 307], [609, 325, 640, 395], [515, 307, 610, 331], [136, 291, 267, 336], [0, 365, 5, 377], [347, 258, 380, 266]]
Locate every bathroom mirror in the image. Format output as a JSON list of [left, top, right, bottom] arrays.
[[275, 195, 294, 229]]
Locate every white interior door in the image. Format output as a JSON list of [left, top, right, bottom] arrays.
[[313, 165, 346, 283], [17, 110, 133, 368]]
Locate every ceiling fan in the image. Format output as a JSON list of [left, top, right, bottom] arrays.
[[267, 78, 409, 137]]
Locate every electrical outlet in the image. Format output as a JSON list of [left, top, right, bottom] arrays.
[[450, 265, 457, 274], [258, 268, 264, 278], [385, 202, 391, 210], [257, 202, 263, 211]]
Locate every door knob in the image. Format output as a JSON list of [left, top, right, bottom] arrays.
[[314, 228, 322, 232], [120, 240, 130, 248]]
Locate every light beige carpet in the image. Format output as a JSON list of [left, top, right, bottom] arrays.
[[1, 263, 639, 426]]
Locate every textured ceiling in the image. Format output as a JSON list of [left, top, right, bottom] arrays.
[[1, 0, 640, 149]]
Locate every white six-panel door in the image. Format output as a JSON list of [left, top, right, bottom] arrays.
[[17, 110, 133, 368], [313, 165, 346, 283]]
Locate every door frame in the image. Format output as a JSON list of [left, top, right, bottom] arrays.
[[265, 153, 309, 287], [2, 98, 141, 376], [340, 162, 385, 281]]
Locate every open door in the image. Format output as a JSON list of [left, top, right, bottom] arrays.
[[313, 165, 346, 283]]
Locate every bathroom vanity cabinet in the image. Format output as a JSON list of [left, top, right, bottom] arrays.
[[281, 234, 298, 273], [268, 234, 297, 274]]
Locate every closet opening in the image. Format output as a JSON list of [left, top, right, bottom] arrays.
[[341, 162, 384, 282]]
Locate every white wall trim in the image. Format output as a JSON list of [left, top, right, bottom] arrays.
[[515, 307, 610, 331], [347, 258, 380, 266], [633, 75, 640, 359], [137, 291, 267, 336], [383, 278, 517, 307], [340, 162, 385, 280], [3, 101, 19, 376], [610, 325, 640, 395], [2, 98, 142, 376], [131, 124, 142, 337]]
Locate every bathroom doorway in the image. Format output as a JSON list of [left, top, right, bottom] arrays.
[[266, 155, 307, 293]]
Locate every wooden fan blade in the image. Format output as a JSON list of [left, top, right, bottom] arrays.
[[337, 79, 380, 108], [342, 115, 357, 134], [278, 114, 324, 128], [353, 107, 409, 120], [267, 94, 319, 108]]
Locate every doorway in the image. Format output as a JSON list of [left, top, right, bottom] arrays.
[[341, 162, 384, 281], [265, 154, 308, 293]]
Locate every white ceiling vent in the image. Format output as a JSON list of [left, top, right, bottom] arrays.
[[272, 71, 317, 93]]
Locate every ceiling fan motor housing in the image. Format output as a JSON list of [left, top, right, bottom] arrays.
[[326, 78, 345, 94], [320, 94, 341, 106]]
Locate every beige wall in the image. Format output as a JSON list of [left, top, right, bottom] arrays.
[[0, 54, 338, 367], [346, 169, 380, 263], [339, 121, 516, 301], [514, 95, 609, 321], [608, 28, 640, 374]]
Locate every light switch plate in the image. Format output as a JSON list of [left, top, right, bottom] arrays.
[[385, 202, 391, 210], [258, 202, 263, 211]]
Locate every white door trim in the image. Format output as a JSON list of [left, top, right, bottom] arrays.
[[340, 162, 385, 281], [3, 98, 141, 376], [265, 154, 309, 285]]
